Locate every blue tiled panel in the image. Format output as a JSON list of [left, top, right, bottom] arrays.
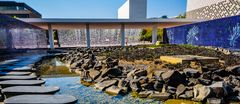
[[0, 14, 47, 49], [166, 15, 240, 49]]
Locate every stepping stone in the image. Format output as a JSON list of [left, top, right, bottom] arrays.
[[0, 66, 33, 72], [2, 86, 60, 98], [160, 55, 219, 64], [4, 95, 77, 104], [0, 80, 45, 88], [0, 76, 37, 81], [0, 72, 32, 76]]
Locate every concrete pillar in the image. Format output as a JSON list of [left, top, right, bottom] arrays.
[[48, 24, 54, 49], [86, 24, 91, 48], [152, 25, 158, 44], [121, 24, 125, 47]]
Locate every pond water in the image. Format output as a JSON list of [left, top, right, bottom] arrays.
[[44, 77, 162, 104]]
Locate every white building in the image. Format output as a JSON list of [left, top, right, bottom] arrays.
[[186, 0, 240, 19], [118, 0, 147, 19]]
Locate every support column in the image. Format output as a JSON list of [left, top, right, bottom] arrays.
[[121, 24, 125, 47], [86, 24, 91, 48], [48, 24, 54, 49], [152, 25, 158, 44]]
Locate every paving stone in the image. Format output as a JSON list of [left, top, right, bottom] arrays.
[[4, 95, 77, 104], [160, 55, 219, 64], [0, 80, 45, 88], [0, 66, 33, 72], [2, 86, 60, 98], [0, 76, 37, 81], [0, 72, 32, 76]]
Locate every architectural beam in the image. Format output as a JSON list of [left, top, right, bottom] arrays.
[[48, 24, 54, 49], [152, 25, 158, 44], [120, 24, 125, 47], [86, 24, 91, 48]]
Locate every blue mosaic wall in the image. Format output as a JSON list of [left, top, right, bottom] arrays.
[[166, 15, 240, 49], [0, 14, 47, 49]]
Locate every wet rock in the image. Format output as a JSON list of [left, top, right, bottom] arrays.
[[105, 85, 122, 95], [207, 98, 224, 104], [225, 65, 240, 75], [149, 92, 171, 101], [138, 91, 154, 98], [130, 79, 141, 92], [176, 84, 186, 98], [228, 96, 240, 101], [193, 84, 211, 102], [161, 70, 186, 87], [89, 70, 101, 80], [183, 68, 201, 78], [101, 67, 122, 78], [213, 69, 229, 77], [95, 79, 118, 91]]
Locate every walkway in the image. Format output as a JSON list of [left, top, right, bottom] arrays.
[[0, 55, 77, 104]]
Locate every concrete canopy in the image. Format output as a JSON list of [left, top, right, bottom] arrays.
[[19, 18, 206, 29]]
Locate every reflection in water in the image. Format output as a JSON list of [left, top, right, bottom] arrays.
[[44, 77, 162, 104]]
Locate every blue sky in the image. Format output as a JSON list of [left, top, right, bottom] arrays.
[[12, 0, 187, 18]]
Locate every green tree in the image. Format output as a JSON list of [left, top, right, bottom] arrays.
[[140, 28, 164, 42]]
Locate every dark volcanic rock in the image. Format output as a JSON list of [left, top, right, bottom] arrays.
[[134, 70, 147, 77], [95, 79, 118, 91], [226, 65, 240, 75], [161, 70, 186, 87], [149, 92, 171, 101], [154, 81, 164, 91], [101, 67, 122, 78], [183, 68, 201, 78]]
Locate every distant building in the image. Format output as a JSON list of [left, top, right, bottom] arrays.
[[186, 0, 240, 19], [118, 0, 147, 19], [0, 1, 41, 18]]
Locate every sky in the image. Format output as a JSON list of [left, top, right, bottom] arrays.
[[11, 0, 187, 18]]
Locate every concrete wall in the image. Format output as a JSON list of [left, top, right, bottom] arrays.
[[118, 0, 147, 19], [186, 0, 240, 19]]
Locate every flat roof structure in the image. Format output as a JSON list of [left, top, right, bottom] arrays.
[[19, 18, 207, 49], [19, 18, 206, 29]]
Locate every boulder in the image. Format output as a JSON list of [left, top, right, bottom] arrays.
[[207, 98, 224, 104], [95, 79, 118, 91], [179, 90, 194, 99], [93, 61, 102, 70], [149, 92, 171, 101], [138, 91, 154, 98], [106, 58, 119, 68], [198, 78, 212, 85], [105, 85, 122, 95], [225, 65, 240, 75], [193, 84, 211, 102], [183, 68, 201, 78], [130, 79, 141, 92], [134, 70, 147, 77], [176, 84, 186, 98], [162, 70, 186, 87], [154, 81, 164, 91], [101, 67, 122, 78], [89, 70, 101, 80]]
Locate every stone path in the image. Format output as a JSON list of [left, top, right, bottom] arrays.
[[0, 55, 77, 104], [4, 95, 77, 104], [0, 76, 37, 81], [2, 86, 60, 98], [0, 72, 32, 76]]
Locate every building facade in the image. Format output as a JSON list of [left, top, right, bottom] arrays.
[[0, 1, 41, 18], [186, 0, 240, 19], [118, 0, 147, 19]]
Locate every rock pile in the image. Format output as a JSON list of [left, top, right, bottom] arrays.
[[61, 47, 240, 103]]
